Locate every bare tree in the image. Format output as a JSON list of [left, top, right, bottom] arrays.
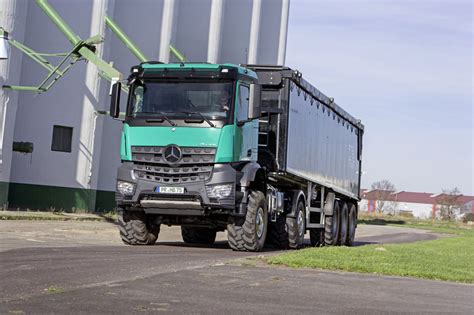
[[370, 180, 398, 215], [436, 187, 463, 221]]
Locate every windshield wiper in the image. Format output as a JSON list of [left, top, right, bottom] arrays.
[[180, 111, 215, 128], [135, 111, 176, 126], [185, 99, 215, 128], [156, 112, 177, 126]]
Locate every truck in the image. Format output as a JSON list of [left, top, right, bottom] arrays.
[[109, 62, 364, 251]]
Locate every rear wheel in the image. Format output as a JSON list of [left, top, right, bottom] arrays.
[[181, 227, 217, 244], [118, 209, 160, 245], [266, 215, 289, 249], [227, 191, 267, 252], [338, 203, 349, 245], [324, 201, 340, 246], [287, 200, 306, 249], [345, 204, 357, 246]]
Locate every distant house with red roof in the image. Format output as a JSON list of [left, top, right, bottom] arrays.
[[360, 189, 474, 218]]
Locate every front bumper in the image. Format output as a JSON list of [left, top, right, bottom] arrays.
[[116, 162, 242, 215]]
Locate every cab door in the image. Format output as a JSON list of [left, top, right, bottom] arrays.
[[235, 82, 258, 162]]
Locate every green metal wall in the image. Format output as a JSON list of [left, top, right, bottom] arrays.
[[7, 182, 115, 212]]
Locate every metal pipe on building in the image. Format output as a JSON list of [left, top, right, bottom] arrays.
[[35, 0, 81, 46], [277, 0, 290, 65], [247, 0, 262, 64], [105, 15, 148, 63], [207, 0, 224, 63], [169, 45, 186, 62], [159, 0, 176, 63]]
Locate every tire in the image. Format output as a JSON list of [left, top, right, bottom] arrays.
[[181, 226, 217, 245], [338, 203, 349, 245], [309, 228, 324, 247], [227, 191, 267, 252], [266, 215, 289, 249], [286, 199, 306, 249], [345, 204, 357, 246], [118, 210, 160, 245], [324, 201, 340, 246]]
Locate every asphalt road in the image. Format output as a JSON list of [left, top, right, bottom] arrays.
[[0, 221, 472, 314]]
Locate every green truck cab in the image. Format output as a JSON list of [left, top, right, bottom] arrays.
[[110, 62, 268, 250]]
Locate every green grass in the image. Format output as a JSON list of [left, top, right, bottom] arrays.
[[267, 223, 474, 283], [358, 214, 471, 235]]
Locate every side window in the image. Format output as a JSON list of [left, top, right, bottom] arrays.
[[237, 85, 249, 121], [132, 85, 144, 113]]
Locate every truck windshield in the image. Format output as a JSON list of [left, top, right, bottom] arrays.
[[130, 81, 233, 120]]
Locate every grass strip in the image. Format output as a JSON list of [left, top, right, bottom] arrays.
[[0, 210, 117, 222], [357, 214, 472, 235], [267, 227, 474, 283]]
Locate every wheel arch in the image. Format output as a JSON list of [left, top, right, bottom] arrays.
[[287, 190, 306, 218], [323, 191, 336, 216], [240, 162, 266, 192]]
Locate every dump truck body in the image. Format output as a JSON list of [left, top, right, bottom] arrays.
[[248, 65, 363, 200]]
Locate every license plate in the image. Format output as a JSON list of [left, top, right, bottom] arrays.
[[155, 186, 184, 194]]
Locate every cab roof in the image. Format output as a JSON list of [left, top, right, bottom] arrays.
[[134, 62, 258, 82]]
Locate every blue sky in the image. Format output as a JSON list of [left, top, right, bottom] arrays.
[[286, 0, 473, 195]]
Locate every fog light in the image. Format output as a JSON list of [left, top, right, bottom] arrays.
[[206, 184, 233, 199], [117, 180, 135, 195]]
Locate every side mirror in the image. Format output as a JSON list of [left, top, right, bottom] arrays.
[[109, 82, 121, 119], [248, 83, 261, 119]]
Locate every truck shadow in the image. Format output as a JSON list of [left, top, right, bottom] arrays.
[[155, 240, 230, 250], [300, 240, 377, 248], [154, 239, 377, 250], [358, 218, 406, 225], [154, 240, 291, 252]]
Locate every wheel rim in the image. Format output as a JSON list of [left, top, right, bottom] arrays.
[[256, 207, 265, 239], [297, 207, 305, 237]]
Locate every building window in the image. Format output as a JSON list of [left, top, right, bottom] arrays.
[[51, 125, 73, 153]]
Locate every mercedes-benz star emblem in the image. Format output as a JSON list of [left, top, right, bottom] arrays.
[[163, 145, 182, 164]]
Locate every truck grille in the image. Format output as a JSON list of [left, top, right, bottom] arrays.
[[131, 146, 216, 184]]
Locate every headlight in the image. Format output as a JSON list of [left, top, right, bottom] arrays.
[[206, 184, 233, 199], [117, 180, 135, 195]]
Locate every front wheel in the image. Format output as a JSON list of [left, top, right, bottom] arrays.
[[227, 191, 268, 252], [118, 209, 160, 245]]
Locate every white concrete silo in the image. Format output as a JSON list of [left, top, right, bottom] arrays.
[[1, 0, 290, 211]]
